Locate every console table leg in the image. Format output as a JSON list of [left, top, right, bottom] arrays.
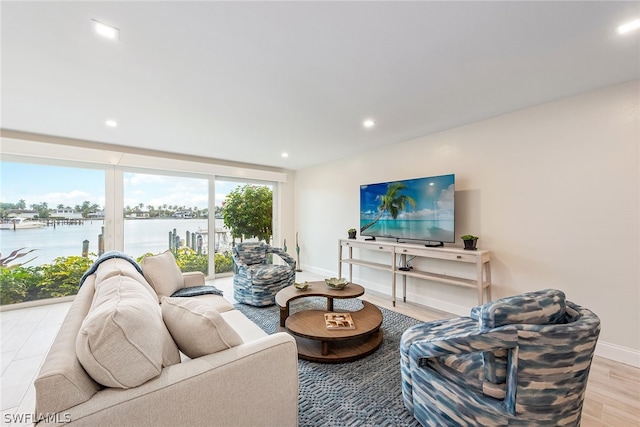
[[485, 261, 492, 302]]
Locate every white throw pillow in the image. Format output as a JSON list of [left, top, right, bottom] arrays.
[[161, 297, 244, 359], [140, 250, 184, 298], [76, 275, 180, 388]]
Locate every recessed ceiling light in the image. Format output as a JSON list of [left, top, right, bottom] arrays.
[[281, 152, 289, 158], [617, 18, 640, 34], [92, 19, 120, 40], [105, 119, 118, 127], [363, 119, 376, 128]]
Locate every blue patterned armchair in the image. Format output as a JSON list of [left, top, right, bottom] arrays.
[[232, 242, 296, 306], [400, 289, 600, 426]]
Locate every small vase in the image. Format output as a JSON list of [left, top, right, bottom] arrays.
[[348, 231, 357, 239]]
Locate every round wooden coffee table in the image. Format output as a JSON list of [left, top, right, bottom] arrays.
[[275, 282, 383, 363]]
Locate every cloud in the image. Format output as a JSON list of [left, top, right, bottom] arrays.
[[438, 184, 455, 210]]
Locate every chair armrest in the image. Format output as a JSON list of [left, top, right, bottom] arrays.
[[470, 305, 481, 320], [181, 271, 205, 288], [232, 254, 250, 273], [268, 247, 296, 269], [409, 327, 518, 363]]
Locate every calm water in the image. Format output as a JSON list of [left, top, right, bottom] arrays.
[[360, 219, 454, 242], [0, 218, 224, 266]]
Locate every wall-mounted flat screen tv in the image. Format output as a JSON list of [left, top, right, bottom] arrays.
[[360, 174, 455, 244]]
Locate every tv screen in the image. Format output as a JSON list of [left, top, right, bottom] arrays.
[[359, 174, 455, 243]]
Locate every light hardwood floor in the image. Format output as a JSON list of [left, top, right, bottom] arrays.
[[1, 271, 638, 426]]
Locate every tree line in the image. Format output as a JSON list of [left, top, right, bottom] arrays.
[[0, 200, 223, 219]]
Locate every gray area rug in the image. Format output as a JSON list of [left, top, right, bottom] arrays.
[[234, 297, 422, 427]]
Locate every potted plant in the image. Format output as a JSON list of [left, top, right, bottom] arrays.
[[460, 234, 478, 250], [348, 228, 357, 239]]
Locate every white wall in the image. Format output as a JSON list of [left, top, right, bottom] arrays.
[[294, 80, 640, 366]]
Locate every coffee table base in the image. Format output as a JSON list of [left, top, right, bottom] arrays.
[[293, 330, 383, 363]]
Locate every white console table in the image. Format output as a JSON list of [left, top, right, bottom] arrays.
[[338, 238, 492, 306]]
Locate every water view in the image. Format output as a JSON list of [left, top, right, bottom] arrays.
[[360, 219, 455, 242], [0, 218, 227, 266]]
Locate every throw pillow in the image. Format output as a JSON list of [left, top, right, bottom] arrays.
[[76, 275, 180, 389], [161, 297, 244, 359], [140, 250, 184, 298]]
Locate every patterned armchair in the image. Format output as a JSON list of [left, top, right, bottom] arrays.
[[232, 242, 296, 306], [400, 289, 600, 427]]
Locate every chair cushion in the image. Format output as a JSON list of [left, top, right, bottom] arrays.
[[249, 264, 294, 285], [76, 275, 180, 389], [161, 297, 244, 359], [479, 289, 566, 329], [479, 289, 566, 385], [235, 242, 266, 265], [140, 250, 184, 298]]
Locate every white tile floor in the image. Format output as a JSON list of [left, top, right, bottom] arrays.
[[0, 271, 324, 425]]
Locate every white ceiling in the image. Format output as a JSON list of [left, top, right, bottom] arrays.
[[2, 1, 639, 170]]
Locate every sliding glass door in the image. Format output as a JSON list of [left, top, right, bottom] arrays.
[[122, 171, 209, 275], [0, 158, 280, 305], [0, 161, 105, 304]]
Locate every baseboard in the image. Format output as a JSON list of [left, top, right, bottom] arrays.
[[0, 295, 75, 311], [595, 341, 640, 368]]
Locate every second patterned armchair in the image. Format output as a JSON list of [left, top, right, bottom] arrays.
[[400, 289, 601, 426], [232, 242, 296, 306]]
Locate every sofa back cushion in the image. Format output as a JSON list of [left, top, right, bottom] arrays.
[[76, 275, 180, 388], [94, 257, 158, 299], [140, 250, 184, 298], [161, 296, 244, 359]]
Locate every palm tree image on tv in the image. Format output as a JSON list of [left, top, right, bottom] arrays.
[[360, 182, 416, 233], [360, 174, 455, 242]]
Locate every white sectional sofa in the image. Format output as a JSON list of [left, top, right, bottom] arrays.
[[34, 251, 299, 426]]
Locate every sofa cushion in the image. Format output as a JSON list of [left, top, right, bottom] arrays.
[[76, 275, 181, 389], [220, 309, 268, 343], [161, 297, 244, 359], [140, 250, 184, 298]]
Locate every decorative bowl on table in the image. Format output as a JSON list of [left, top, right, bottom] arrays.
[[324, 278, 349, 290], [294, 281, 311, 291]]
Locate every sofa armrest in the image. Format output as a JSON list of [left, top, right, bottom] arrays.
[[50, 333, 298, 427], [181, 271, 205, 288]]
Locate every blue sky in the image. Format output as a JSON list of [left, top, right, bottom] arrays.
[[0, 162, 244, 210]]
